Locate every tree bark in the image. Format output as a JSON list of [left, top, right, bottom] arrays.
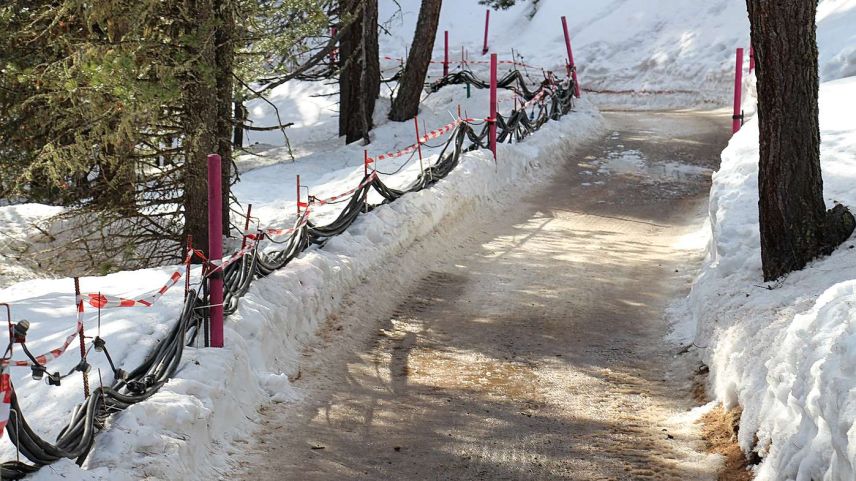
[[748, 0, 855, 281], [339, 0, 380, 144], [215, 0, 234, 234], [182, 0, 218, 256], [389, 0, 442, 122]]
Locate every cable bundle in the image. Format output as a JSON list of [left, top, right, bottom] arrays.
[[0, 68, 577, 480]]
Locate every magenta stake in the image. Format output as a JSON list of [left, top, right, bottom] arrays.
[[482, 10, 491, 55], [733, 48, 744, 134], [444, 30, 450, 76], [561, 16, 581, 98], [489, 53, 498, 158], [749, 45, 755, 73], [207, 153, 224, 348]]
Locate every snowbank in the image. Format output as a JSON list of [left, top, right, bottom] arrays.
[[677, 76, 856, 480]]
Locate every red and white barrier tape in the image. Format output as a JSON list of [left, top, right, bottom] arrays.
[[0, 323, 80, 368], [246, 208, 311, 240], [382, 56, 541, 70], [310, 172, 378, 206], [83, 269, 183, 310], [367, 118, 466, 164], [82, 250, 195, 310]]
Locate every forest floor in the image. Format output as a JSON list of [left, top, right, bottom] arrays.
[[230, 111, 732, 480]]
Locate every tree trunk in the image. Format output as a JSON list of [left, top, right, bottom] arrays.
[[339, 0, 380, 144], [389, 0, 442, 122], [215, 0, 235, 234], [182, 0, 218, 257], [233, 97, 245, 149], [748, 0, 855, 281], [362, 0, 380, 139]]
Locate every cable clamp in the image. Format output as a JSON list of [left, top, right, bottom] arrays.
[[12, 320, 29, 344], [76, 359, 91, 374]]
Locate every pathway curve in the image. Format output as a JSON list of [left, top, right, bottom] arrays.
[[233, 111, 730, 481]]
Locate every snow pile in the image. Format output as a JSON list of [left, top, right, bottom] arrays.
[[678, 74, 856, 481]]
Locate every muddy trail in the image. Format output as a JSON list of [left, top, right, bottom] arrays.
[[232, 111, 731, 480]]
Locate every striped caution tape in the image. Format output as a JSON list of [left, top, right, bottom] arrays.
[[81, 249, 197, 310], [245, 207, 312, 240], [0, 323, 80, 368], [310, 172, 378, 206], [367, 118, 469, 164], [382, 56, 541, 70], [83, 271, 182, 309]]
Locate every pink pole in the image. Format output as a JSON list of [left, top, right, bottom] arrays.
[[749, 45, 755, 73], [482, 10, 490, 55], [489, 53, 498, 159], [561, 16, 581, 98], [443, 31, 450, 76], [733, 48, 744, 134], [364, 150, 370, 177], [207, 153, 224, 348], [296, 175, 301, 214]]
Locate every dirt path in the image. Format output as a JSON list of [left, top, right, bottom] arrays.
[[232, 111, 730, 480]]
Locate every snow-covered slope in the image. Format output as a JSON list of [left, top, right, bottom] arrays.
[[385, 0, 855, 109], [671, 3, 856, 477], [679, 76, 856, 481]]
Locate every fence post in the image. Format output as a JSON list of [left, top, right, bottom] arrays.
[[444, 31, 450, 76], [732, 48, 744, 134], [482, 10, 490, 55], [364, 150, 371, 177], [749, 45, 755, 73], [207, 153, 224, 348], [561, 16, 581, 98], [414, 116, 425, 171], [489, 53, 498, 159], [296, 175, 301, 214], [241, 204, 252, 250]]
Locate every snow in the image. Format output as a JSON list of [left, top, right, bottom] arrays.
[[675, 76, 856, 481], [2, 0, 856, 478], [0, 204, 64, 288]]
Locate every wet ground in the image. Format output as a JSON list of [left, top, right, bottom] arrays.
[[232, 111, 731, 480]]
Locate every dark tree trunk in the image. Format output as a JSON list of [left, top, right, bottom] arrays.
[[363, 0, 380, 134], [748, 0, 855, 281], [389, 0, 442, 122], [215, 0, 235, 234], [339, 0, 380, 144], [233, 97, 246, 149], [182, 0, 218, 256]]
